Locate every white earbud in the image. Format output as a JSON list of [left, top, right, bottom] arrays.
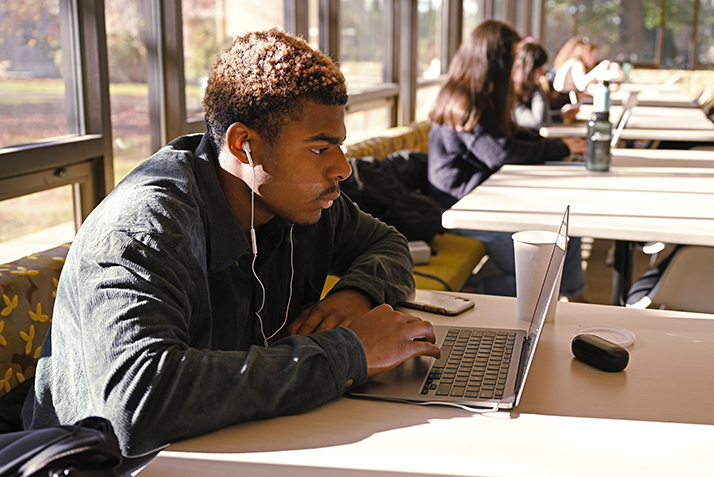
[[242, 141, 254, 168]]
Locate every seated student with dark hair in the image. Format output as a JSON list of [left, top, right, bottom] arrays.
[[22, 29, 440, 458], [512, 38, 580, 129]]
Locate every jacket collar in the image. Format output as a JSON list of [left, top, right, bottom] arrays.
[[192, 134, 293, 273]]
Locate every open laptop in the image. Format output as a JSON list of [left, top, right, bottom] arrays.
[[611, 91, 640, 148], [350, 206, 570, 411]]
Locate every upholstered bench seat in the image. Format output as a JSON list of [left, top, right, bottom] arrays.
[[413, 232, 487, 291], [0, 243, 70, 398]]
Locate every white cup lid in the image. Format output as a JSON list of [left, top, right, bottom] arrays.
[[573, 325, 636, 347]]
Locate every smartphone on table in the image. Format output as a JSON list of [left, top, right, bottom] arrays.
[[399, 289, 475, 316]]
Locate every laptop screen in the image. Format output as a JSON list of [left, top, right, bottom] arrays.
[[514, 206, 570, 406]]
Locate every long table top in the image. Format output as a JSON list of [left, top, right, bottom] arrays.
[[540, 123, 714, 141], [582, 88, 697, 108], [577, 104, 714, 130], [611, 90, 697, 108], [139, 294, 714, 476], [441, 165, 714, 246], [611, 147, 714, 167]]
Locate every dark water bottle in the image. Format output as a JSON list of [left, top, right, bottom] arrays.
[[586, 81, 612, 171]]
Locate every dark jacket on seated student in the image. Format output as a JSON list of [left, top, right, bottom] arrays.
[[428, 107, 569, 209]]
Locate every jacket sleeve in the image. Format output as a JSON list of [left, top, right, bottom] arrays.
[[513, 88, 550, 130], [463, 109, 570, 170], [513, 101, 541, 130], [325, 194, 415, 307]]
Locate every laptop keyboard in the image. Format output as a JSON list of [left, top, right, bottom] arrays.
[[421, 328, 517, 400]]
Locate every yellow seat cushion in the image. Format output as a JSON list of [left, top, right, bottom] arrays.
[[321, 233, 487, 297], [413, 233, 487, 291]]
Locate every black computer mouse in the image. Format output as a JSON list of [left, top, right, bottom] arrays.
[[572, 333, 629, 372]]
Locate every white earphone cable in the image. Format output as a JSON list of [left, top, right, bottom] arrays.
[[245, 142, 294, 347]]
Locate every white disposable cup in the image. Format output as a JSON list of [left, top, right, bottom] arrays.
[[512, 230, 567, 323]]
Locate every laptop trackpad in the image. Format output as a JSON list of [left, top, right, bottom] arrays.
[[351, 355, 432, 399]]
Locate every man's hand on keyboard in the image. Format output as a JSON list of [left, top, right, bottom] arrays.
[[348, 304, 441, 377]]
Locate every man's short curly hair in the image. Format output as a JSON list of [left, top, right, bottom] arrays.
[[203, 29, 348, 149]]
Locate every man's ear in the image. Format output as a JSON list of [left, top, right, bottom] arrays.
[[225, 122, 253, 166]]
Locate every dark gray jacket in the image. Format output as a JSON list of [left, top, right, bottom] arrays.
[[23, 133, 414, 457]]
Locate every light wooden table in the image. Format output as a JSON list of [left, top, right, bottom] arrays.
[[138, 294, 714, 477], [441, 164, 714, 304], [582, 88, 697, 108], [611, 148, 714, 167], [611, 82, 684, 93], [540, 123, 714, 142], [611, 89, 697, 108], [577, 104, 713, 130]]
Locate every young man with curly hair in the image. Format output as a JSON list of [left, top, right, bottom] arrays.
[[22, 29, 439, 459]]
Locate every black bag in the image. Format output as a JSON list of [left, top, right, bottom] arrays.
[[342, 150, 444, 243], [0, 417, 123, 477]]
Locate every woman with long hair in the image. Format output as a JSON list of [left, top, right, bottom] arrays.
[[428, 20, 587, 300]]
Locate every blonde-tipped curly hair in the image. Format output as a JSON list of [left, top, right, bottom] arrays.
[[203, 29, 347, 149]]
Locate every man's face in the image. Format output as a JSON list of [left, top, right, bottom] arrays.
[[252, 101, 350, 226]]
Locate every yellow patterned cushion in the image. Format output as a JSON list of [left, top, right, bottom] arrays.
[[344, 121, 430, 160], [0, 243, 70, 398]]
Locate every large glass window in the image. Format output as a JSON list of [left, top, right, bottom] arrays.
[[0, 0, 68, 147], [698, 0, 714, 67], [543, 0, 714, 69], [462, 0, 482, 40], [307, 0, 320, 48], [345, 106, 391, 144], [515, 0, 530, 34], [415, 83, 441, 121], [661, 0, 695, 68], [576, 0, 626, 59], [0, 0, 75, 246], [493, 0, 505, 20], [105, 0, 151, 185], [340, 0, 391, 92], [0, 187, 73, 249], [542, 0, 577, 62], [418, 0, 443, 79], [182, 0, 285, 119]]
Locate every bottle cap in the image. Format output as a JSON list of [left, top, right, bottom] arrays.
[[593, 81, 611, 113], [593, 111, 610, 121]]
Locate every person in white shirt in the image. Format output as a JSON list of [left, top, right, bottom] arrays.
[[552, 36, 621, 94]]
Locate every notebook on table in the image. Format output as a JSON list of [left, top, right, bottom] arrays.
[[350, 206, 570, 411]]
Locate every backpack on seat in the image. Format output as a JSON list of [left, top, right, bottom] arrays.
[[0, 417, 122, 477], [341, 150, 444, 243]]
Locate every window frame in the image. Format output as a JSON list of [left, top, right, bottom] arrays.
[[0, 0, 113, 231]]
